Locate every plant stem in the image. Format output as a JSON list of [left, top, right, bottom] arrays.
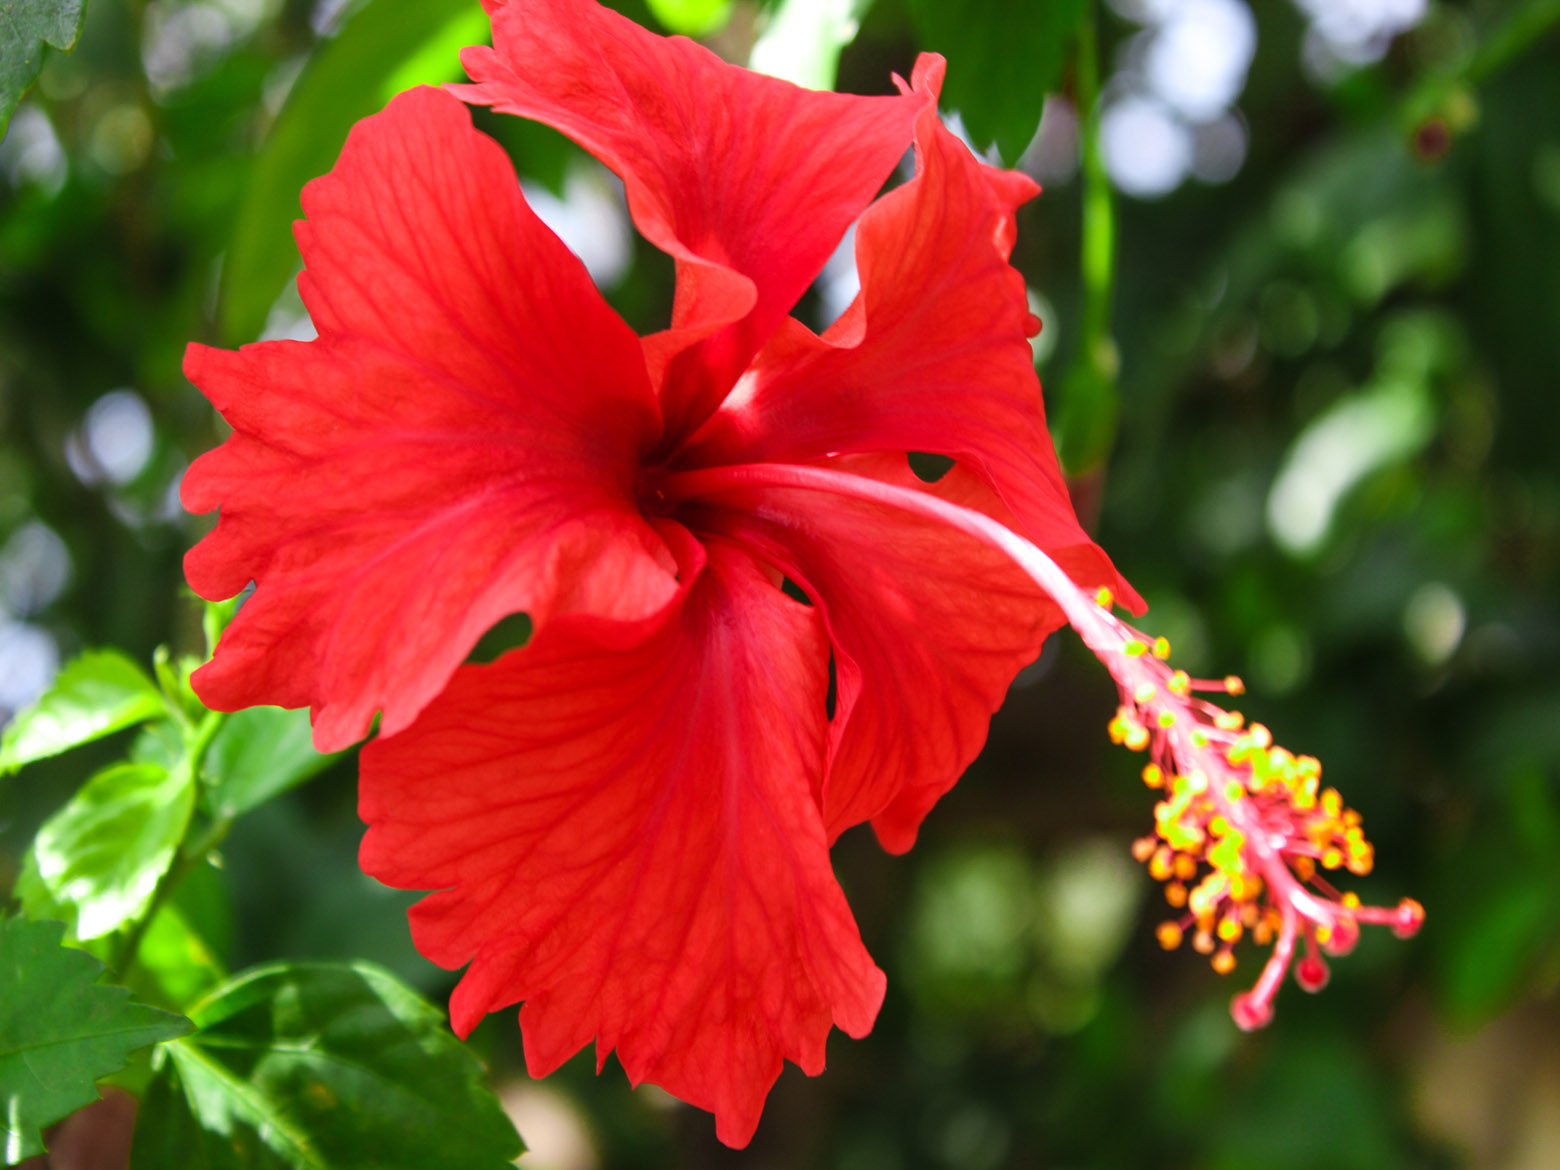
[[1056, 0, 1119, 476], [110, 709, 229, 980], [111, 811, 233, 982]]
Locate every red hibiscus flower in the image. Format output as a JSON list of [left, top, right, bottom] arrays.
[[181, 0, 1415, 1148], [182, 0, 1135, 1142]]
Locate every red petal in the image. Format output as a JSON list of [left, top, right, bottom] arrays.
[[693, 455, 1114, 852], [456, 2, 931, 438], [358, 534, 884, 1148], [681, 67, 1142, 612], [183, 87, 676, 750]]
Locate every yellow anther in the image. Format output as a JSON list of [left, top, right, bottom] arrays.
[[1250, 724, 1272, 749], [1191, 729, 1210, 748], [1173, 853, 1198, 882], [1321, 848, 1343, 870], [1157, 922, 1184, 950], [1215, 709, 1244, 731], [1189, 876, 1225, 918], [1217, 917, 1243, 943], [1208, 832, 1245, 873], [1293, 856, 1315, 882], [1167, 670, 1191, 696], [1211, 949, 1236, 975], [1134, 682, 1157, 704], [1125, 724, 1151, 751], [1208, 815, 1230, 837], [1157, 711, 1178, 729], [1125, 639, 1148, 657], [1315, 924, 1333, 945], [1095, 586, 1115, 609], [1192, 929, 1216, 955], [1149, 848, 1174, 882], [1253, 920, 1273, 945], [1320, 789, 1343, 818], [1164, 822, 1205, 851], [1165, 882, 1188, 908], [1341, 891, 1361, 910], [1224, 780, 1246, 803], [1131, 836, 1156, 863], [1141, 763, 1165, 789], [1224, 675, 1245, 696], [1152, 637, 1172, 660]]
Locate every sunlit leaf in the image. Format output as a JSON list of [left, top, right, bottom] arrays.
[[131, 962, 522, 1170], [203, 706, 340, 819], [218, 0, 488, 346], [645, 0, 733, 35], [0, 650, 166, 775], [908, 0, 1087, 164], [0, 914, 190, 1165], [0, 0, 85, 137], [32, 762, 197, 941]]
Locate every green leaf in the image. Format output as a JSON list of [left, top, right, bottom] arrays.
[[218, 0, 489, 346], [909, 0, 1087, 164], [0, 914, 190, 1164], [1, 649, 167, 775], [131, 962, 522, 1170], [0, 0, 86, 138], [32, 763, 197, 941], [645, 0, 733, 35], [134, 904, 227, 1010], [1440, 876, 1560, 1025], [203, 706, 340, 819]]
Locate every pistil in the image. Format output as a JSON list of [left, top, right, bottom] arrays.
[[663, 461, 1422, 1028]]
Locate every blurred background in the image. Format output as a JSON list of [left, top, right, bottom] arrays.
[[3, 0, 1559, 1166]]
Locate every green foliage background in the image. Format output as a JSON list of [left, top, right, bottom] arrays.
[[2, 0, 1558, 1166]]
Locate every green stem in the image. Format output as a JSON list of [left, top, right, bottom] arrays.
[[110, 709, 228, 980], [1076, 6, 1113, 369], [111, 811, 233, 982], [1057, 1, 1119, 476]]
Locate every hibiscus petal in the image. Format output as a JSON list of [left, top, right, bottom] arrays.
[[358, 533, 884, 1148], [457, 0, 931, 437], [183, 86, 676, 750], [691, 455, 1115, 853], [681, 59, 1143, 612]]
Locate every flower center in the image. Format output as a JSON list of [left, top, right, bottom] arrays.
[[635, 461, 679, 519]]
